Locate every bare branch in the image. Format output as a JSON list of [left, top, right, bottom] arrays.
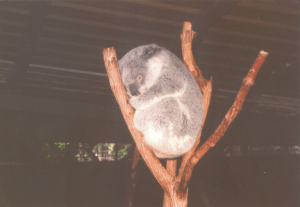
[[103, 48, 173, 192], [180, 22, 208, 92], [177, 22, 212, 183], [179, 50, 269, 191]]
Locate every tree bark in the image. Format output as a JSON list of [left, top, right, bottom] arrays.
[[103, 47, 173, 193], [163, 159, 177, 207], [178, 49, 268, 192], [177, 22, 213, 185]]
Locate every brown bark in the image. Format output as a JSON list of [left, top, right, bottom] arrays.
[[177, 22, 213, 184], [178, 49, 268, 192], [163, 159, 177, 207], [103, 48, 173, 193], [102, 21, 268, 207]]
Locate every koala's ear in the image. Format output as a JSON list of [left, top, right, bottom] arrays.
[[148, 56, 163, 79]]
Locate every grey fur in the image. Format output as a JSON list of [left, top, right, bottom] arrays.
[[118, 44, 203, 158]]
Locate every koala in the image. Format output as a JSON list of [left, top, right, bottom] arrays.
[[118, 44, 203, 158]]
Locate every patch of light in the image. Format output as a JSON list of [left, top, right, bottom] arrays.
[[0, 60, 15, 64], [261, 94, 300, 101], [218, 89, 238, 94], [29, 63, 108, 77]]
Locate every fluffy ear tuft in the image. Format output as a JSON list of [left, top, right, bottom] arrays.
[[147, 55, 163, 81]]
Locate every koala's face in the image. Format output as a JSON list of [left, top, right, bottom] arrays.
[[121, 65, 148, 97], [118, 45, 163, 98]]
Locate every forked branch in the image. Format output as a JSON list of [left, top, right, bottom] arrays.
[[103, 21, 268, 207]]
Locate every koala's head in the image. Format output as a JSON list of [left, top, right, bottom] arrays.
[[118, 44, 164, 97]]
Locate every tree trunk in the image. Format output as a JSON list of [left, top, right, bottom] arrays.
[[163, 159, 188, 207], [163, 159, 177, 207], [170, 188, 188, 207]]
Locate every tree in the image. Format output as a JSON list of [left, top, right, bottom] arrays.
[[103, 22, 268, 207]]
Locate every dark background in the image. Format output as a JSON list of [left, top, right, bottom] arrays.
[[0, 1, 299, 207]]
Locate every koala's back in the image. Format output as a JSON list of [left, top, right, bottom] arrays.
[[148, 48, 203, 158], [119, 44, 203, 158]]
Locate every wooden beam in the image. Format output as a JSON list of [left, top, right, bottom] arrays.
[[0, 5, 29, 15], [191, 0, 240, 40], [31, 55, 102, 69], [125, 0, 201, 14], [51, 1, 182, 26], [36, 47, 100, 60], [0, 18, 26, 27], [238, 0, 300, 16], [223, 14, 300, 32], [39, 37, 103, 50], [43, 26, 148, 45], [10, 1, 51, 92], [47, 14, 176, 39], [202, 39, 300, 58], [168, 0, 239, 54], [0, 93, 120, 121], [0, 31, 23, 38], [196, 50, 256, 62], [210, 27, 300, 46]]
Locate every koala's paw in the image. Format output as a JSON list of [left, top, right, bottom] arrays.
[[129, 96, 142, 110]]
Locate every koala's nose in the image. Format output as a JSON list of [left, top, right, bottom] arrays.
[[129, 84, 140, 96]]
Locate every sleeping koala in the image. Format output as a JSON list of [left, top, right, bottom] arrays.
[[118, 44, 203, 158]]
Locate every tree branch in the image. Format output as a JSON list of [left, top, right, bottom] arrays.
[[179, 49, 269, 191], [177, 22, 212, 182], [103, 48, 173, 193]]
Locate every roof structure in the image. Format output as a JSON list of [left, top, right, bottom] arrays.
[[0, 1, 299, 145]]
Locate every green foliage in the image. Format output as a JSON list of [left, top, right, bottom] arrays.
[[43, 142, 69, 162], [55, 142, 69, 150], [92, 143, 131, 161]]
